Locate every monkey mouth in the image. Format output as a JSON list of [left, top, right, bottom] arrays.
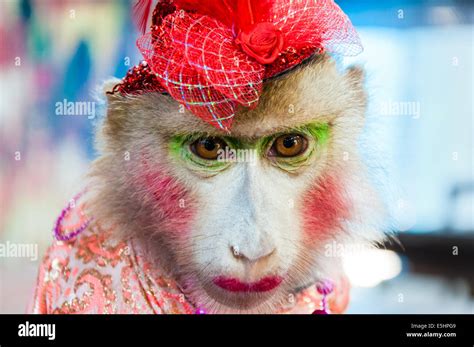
[[213, 276, 283, 293]]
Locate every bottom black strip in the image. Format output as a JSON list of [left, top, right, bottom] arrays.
[[0, 314, 472, 346]]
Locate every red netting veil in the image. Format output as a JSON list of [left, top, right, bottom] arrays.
[[111, 0, 363, 131]]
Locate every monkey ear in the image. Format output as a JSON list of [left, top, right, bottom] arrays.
[[344, 65, 367, 109], [345, 65, 365, 91], [98, 78, 130, 139], [101, 78, 123, 103]]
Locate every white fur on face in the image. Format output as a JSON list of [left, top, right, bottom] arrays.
[[173, 151, 330, 312]]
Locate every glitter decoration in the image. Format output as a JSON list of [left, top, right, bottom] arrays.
[[108, 61, 166, 95], [151, 0, 176, 28], [263, 45, 323, 80], [53, 193, 91, 242], [112, 0, 363, 131], [312, 280, 334, 314]]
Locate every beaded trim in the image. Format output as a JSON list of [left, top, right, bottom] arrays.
[[53, 193, 91, 241]]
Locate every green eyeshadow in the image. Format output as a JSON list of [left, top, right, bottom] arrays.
[[168, 122, 330, 174]]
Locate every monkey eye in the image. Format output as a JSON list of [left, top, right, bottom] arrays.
[[268, 134, 308, 158], [190, 137, 228, 160]]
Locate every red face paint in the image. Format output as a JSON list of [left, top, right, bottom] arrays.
[[301, 176, 350, 239], [141, 159, 195, 234]]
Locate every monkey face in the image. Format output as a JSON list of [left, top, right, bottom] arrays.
[[89, 55, 384, 313]]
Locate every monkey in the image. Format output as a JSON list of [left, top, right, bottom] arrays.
[[29, 54, 386, 314]]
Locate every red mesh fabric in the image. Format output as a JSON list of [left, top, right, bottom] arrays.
[[137, 13, 261, 130], [269, 0, 362, 55]]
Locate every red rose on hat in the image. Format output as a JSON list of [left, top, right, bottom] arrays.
[[236, 22, 284, 64]]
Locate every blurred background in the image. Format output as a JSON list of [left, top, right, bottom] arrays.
[[0, 0, 472, 313]]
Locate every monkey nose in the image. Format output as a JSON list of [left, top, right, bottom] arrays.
[[230, 245, 276, 264]]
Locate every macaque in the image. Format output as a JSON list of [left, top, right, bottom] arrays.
[[30, 55, 384, 314], [30, 0, 384, 314]]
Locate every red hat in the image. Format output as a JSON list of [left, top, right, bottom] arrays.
[[111, 0, 362, 131]]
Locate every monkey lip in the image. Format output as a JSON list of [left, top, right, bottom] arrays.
[[213, 276, 283, 293]]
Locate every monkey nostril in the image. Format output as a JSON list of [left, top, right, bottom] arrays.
[[231, 245, 244, 259], [230, 245, 276, 263]]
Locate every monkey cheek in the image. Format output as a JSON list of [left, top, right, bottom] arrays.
[[141, 167, 197, 235], [301, 176, 349, 241]]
